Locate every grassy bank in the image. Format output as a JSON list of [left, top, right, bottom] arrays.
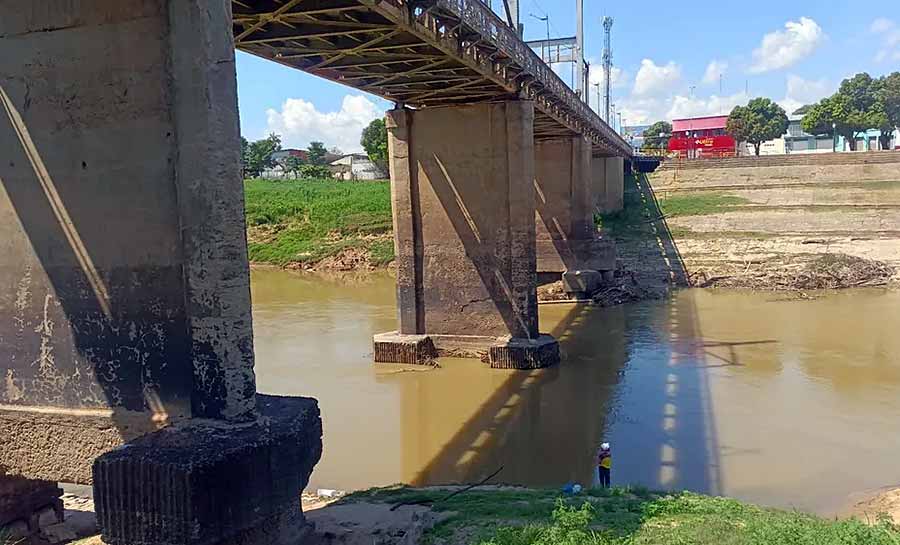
[[345, 486, 899, 545], [244, 178, 394, 268]]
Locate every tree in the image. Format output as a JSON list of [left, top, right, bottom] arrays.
[[800, 99, 836, 138], [307, 141, 328, 165], [282, 155, 305, 178], [244, 133, 281, 177], [793, 104, 814, 115], [240, 136, 249, 177], [876, 72, 900, 150], [642, 121, 672, 150], [360, 118, 389, 171], [726, 98, 789, 156], [298, 164, 332, 179]]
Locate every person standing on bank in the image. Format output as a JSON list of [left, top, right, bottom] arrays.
[[597, 442, 612, 488]]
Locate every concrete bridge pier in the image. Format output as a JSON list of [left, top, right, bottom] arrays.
[[593, 156, 626, 214], [534, 137, 616, 297], [374, 103, 560, 369], [1, 2, 321, 544]]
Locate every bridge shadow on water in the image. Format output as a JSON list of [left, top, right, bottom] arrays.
[[383, 171, 777, 495]]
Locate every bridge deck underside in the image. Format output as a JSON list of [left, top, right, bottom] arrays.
[[233, 0, 632, 157]]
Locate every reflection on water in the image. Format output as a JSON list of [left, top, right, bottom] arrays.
[[251, 268, 900, 515]]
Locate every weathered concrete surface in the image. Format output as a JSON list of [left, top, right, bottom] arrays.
[[0, 476, 62, 527], [0, 406, 151, 485], [387, 103, 539, 339], [534, 138, 615, 273], [0, 0, 258, 484], [94, 394, 323, 545], [379, 103, 559, 367], [594, 156, 625, 213]]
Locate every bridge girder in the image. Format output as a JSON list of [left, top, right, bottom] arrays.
[[232, 0, 632, 157]]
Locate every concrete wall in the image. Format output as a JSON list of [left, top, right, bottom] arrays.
[[593, 156, 624, 213], [534, 137, 595, 272], [388, 103, 538, 339], [0, 0, 255, 481]]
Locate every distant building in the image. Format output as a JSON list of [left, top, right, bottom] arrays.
[[271, 149, 308, 163], [668, 115, 736, 158], [741, 137, 786, 156], [329, 154, 387, 180], [784, 114, 834, 154], [836, 128, 900, 152]]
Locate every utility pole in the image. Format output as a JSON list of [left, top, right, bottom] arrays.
[[602, 16, 614, 124], [576, 0, 585, 102], [593, 82, 601, 113]]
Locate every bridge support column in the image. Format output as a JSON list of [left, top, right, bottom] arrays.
[[534, 137, 615, 295], [593, 156, 625, 213], [374, 103, 559, 369], [0, 2, 320, 544]]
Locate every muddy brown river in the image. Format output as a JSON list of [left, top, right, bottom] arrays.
[[250, 268, 900, 515]]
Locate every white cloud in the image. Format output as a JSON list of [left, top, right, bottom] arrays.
[[779, 74, 831, 114], [667, 92, 750, 120], [871, 18, 900, 63], [749, 17, 824, 74], [633, 59, 681, 96], [871, 18, 895, 34], [265, 94, 382, 152], [702, 60, 728, 85]]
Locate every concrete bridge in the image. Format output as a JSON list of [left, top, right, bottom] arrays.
[[232, 0, 630, 368], [1, 1, 629, 544]]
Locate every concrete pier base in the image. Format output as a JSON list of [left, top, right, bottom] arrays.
[[376, 102, 559, 368], [374, 332, 559, 369], [561, 270, 604, 298], [1, 2, 322, 543], [94, 395, 322, 545]]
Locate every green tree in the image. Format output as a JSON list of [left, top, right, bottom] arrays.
[[800, 99, 836, 139], [244, 133, 281, 177], [803, 73, 886, 151], [726, 98, 789, 156], [298, 164, 332, 179], [307, 141, 328, 165], [876, 72, 900, 150], [360, 118, 389, 171], [642, 120, 672, 150], [282, 155, 305, 178], [240, 136, 249, 176]]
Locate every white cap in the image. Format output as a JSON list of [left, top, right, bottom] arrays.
[[600, 442, 610, 450]]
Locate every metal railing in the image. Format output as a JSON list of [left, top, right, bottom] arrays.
[[391, 0, 632, 155]]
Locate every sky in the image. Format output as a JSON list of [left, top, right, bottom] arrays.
[[236, 1, 900, 151]]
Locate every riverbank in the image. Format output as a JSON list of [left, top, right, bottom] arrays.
[[243, 170, 898, 298], [59, 484, 900, 545], [244, 178, 394, 271], [645, 156, 900, 292]]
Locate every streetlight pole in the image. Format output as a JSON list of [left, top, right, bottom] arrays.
[[593, 82, 601, 113]]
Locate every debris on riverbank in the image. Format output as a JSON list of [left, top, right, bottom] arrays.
[[691, 253, 896, 290], [537, 269, 670, 307]]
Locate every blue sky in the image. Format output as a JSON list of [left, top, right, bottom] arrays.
[[236, 1, 900, 151]]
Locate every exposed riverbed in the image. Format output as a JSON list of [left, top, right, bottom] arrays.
[[251, 268, 900, 516]]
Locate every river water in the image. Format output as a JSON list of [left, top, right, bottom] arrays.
[[250, 268, 900, 515]]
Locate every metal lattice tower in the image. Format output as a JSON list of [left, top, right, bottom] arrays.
[[602, 16, 613, 123]]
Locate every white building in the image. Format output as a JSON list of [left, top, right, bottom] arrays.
[[330, 154, 387, 180]]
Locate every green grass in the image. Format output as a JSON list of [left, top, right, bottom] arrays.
[[656, 193, 749, 218], [343, 487, 900, 545], [243, 178, 393, 267]]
